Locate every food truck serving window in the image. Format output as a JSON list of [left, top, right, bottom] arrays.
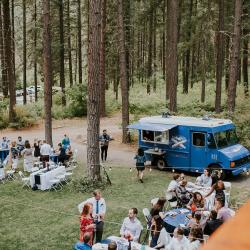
[[142, 130, 169, 144]]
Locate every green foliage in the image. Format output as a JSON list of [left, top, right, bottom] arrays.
[[9, 105, 39, 129]]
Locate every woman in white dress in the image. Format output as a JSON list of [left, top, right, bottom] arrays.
[[22, 141, 33, 172]]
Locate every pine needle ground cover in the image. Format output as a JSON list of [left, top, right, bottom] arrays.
[[0, 165, 249, 250]]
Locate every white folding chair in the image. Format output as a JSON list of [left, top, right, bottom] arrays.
[[49, 178, 61, 191], [142, 208, 152, 244], [0, 170, 6, 183], [18, 171, 30, 188], [6, 170, 16, 181], [151, 197, 159, 206], [203, 234, 210, 243], [224, 181, 231, 206]]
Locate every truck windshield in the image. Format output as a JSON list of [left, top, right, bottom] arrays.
[[214, 129, 238, 149]]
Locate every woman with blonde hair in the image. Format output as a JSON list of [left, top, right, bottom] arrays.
[[79, 203, 95, 245]]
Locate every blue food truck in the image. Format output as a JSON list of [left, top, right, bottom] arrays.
[[128, 114, 250, 176]]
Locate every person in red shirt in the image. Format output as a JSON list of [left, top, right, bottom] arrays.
[[80, 203, 95, 245]]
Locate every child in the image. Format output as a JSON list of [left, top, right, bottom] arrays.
[[134, 148, 146, 183]]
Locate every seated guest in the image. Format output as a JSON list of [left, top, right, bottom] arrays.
[[16, 136, 25, 153], [205, 180, 225, 202], [179, 173, 185, 182], [166, 174, 180, 201], [80, 204, 95, 245], [154, 228, 171, 249], [187, 192, 206, 215], [74, 233, 92, 250], [166, 227, 189, 250], [188, 226, 204, 250], [150, 215, 163, 247], [1, 137, 9, 149], [176, 180, 192, 206], [66, 145, 73, 160], [214, 197, 233, 222], [40, 140, 52, 163], [187, 212, 202, 229], [21, 141, 33, 172], [203, 210, 223, 235], [10, 141, 19, 170], [108, 242, 117, 250], [196, 168, 212, 187], [120, 208, 142, 242], [150, 197, 166, 217], [57, 143, 66, 163]]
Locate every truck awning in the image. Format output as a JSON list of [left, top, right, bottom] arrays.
[[127, 122, 177, 132]]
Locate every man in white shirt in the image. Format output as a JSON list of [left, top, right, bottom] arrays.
[[40, 140, 52, 163], [120, 208, 142, 242], [166, 173, 180, 201], [166, 227, 189, 250], [78, 190, 106, 243]]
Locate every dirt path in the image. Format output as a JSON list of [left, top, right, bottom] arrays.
[[0, 113, 136, 166], [1, 113, 250, 193]]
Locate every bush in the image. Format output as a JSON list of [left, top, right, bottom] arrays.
[[9, 105, 38, 129]]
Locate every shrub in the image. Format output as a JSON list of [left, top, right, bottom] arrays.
[[9, 105, 38, 129]]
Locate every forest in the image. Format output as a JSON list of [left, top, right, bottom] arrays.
[[0, 0, 249, 168]]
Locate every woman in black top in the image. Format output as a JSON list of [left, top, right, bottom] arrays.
[[34, 140, 41, 158], [58, 143, 66, 163], [205, 180, 225, 202]]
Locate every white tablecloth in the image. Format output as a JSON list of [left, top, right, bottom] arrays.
[[30, 166, 65, 190], [92, 236, 154, 250]]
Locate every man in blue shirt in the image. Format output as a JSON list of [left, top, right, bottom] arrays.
[[74, 233, 92, 250]]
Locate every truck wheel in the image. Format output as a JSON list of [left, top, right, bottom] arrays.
[[209, 165, 226, 180], [157, 159, 166, 170]]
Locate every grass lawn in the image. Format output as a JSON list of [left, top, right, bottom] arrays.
[[0, 164, 248, 250]]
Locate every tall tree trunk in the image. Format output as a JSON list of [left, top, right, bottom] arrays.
[[242, 3, 248, 96], [3, 0, 16, 122], [118, 0, 129, 143], [77, 0, 82, 84], [42, 0, 53, 145], [0, 3, 8, 97], [11, 0, 15, 84], [34, 0, 38, 102], [23, 0, 27, 104], [215, 0, 225, 113], [227, 0, 242, 113], [162, 0, 166, 80], [166, 0, 178, 111], [67, 0, 73, 87], [153, 8, 157, 92], [59, 0, 66, 106], [147, 1, 154, 94], [224, 35, 230, 90], [87, 0, 101, 181], [183, 0, 193, 94], [100, 0, 106, 117], [124, 0, 130, 87], [201, 44, 206, 103]]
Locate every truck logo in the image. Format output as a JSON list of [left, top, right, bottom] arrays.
[[171, 136, 187, 149], [211, 154, 218, 160]]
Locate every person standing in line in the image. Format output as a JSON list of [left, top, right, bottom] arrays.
[[62, 134, 70, 149], [134, 148, 146, 183], [79, 190, 106, 243], [99, 129, 113, 162], [40, 140, 52, 163], [33, 139, 41, 159]]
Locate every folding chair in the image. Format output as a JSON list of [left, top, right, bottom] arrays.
[[49, 178, 61, 191], [142, 208, 152, 244], [223, 181, 231, 206], [18, 171, 31, 188]]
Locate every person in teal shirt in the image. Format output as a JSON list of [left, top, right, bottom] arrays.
[[62, 134, 70, 149]]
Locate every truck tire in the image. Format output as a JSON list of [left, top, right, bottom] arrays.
[[157, 159, 166, 170], [209, 164, 226, 180]]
